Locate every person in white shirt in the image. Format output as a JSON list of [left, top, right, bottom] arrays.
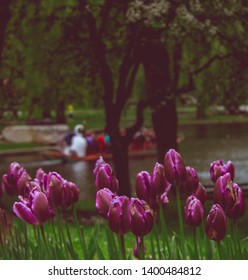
[[63, 124, 88, 157]]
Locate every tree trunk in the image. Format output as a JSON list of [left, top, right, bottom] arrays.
[[56, 100, 66, 124], [152, 98, 178, 163], [107, 129, 131, 197], [0, 0, 11, 62], [141, 40, 178, 163]]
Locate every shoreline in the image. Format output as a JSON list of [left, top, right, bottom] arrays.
[[1, 119, 248, 155]]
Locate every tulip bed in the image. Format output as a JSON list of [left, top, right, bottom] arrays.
[[1, 149, 248, 260]]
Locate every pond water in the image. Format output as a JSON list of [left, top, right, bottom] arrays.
[[1, 123, 248, 202]]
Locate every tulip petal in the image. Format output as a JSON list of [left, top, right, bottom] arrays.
[[31, 192, 51, 224], [13, 202, 38, 225]]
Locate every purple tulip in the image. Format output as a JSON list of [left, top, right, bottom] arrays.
[[213, 173, 231, 208], [96, 188, 115, 219], [108, 196, 131, 235], [225, 183, 246, 220], [194, 182, 207, 205], [61, 180, 80, 209], [184, 195, 204, 227], [35, 168, 46, 187], [151, 162, 167, 196], [93, 156, 106, 177], [13, 188, 54, 225], [182, 166, 199, 193], [205, 204, 227, 242], [130, 198, 154, 237], [43, 172, 64, 208], [210, 160, 235, 183], [68, 181, 80, 204], [2, 162, 30, 196], [213, 173, 245, 219], [160, 191, 169, 208], [135, 171, 152, 202], [95, 163, 119, 193], [164, 149, 186, 187]]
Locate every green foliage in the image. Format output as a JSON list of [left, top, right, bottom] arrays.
[[1, 0, 248, 124]]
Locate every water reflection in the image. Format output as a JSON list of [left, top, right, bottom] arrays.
[[1, 123, 248, 201]]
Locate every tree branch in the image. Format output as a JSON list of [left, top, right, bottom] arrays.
[[115, 24, 140, 108], [125, 99, 151, 143], [177, 53, 233, 95], [192, 53, 232, 76], [78, 0, 114, 108], [0, 0, 11, 62]]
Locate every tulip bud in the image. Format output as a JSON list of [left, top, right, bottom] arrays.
[[30, 189, 55, 224], [182, 166, 199, 193], [93, 156, 105, 177], [130, 198, 153, 237], [108, 196, 131, 234], [61, 180, 80, 208], [44, 172, 64, 208], [35, 168, 46, 185], [61, 181, 73, 209], [225, 183, 245, 220], [96, 188, 115, 219], [68, 182, 80, 204], [213, 173, 231, 208], [205, 204, 227, 242], [164, 149, 186, 186], [151, 163, 167, 196], [2, 162, 30, 196], [95, 164, 119, 193], [135, 171, 152, 202], [213, 173, 245, 219], [210, 160, 235, 183], [184, 195, 204, 227], [13, 189, 54, 225], [160, 191, 169, 208], [194, 182, 207, 205]]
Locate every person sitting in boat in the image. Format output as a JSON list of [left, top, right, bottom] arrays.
[[131, 128, 146, 150], [63, 124, 88, 157]]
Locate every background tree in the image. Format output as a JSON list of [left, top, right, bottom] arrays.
[[0, 0, 12, 118], [127, 0, 248, 162], [1, 0, 248, 197]]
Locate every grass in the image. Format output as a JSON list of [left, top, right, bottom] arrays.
[[0, 142, 41, 151]]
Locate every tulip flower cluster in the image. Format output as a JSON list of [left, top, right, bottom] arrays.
[[205, 159, 246, 244], [1, 151, 247, 260], [1, 162, 80, 226], [94, 157, 154, 239], [94, 157, 154, 258], [94, 150, 246, 259]]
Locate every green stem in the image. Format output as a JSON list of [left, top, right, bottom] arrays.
[[217, 241, 222, 260], [118, 234, 126, 259], [175, 185, 185, 259], [153, 220, 162, 259], [57, 210, 69, 259], [136, 236, 145, 259], [159, 204, 171, 258], [193, 227, 199, 259], [227, 220, 234, 258], [149, 234, 156, 259], [73, 207, 88, 259], [40, 225, 51, 258], [233, 220, 242, 259]]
